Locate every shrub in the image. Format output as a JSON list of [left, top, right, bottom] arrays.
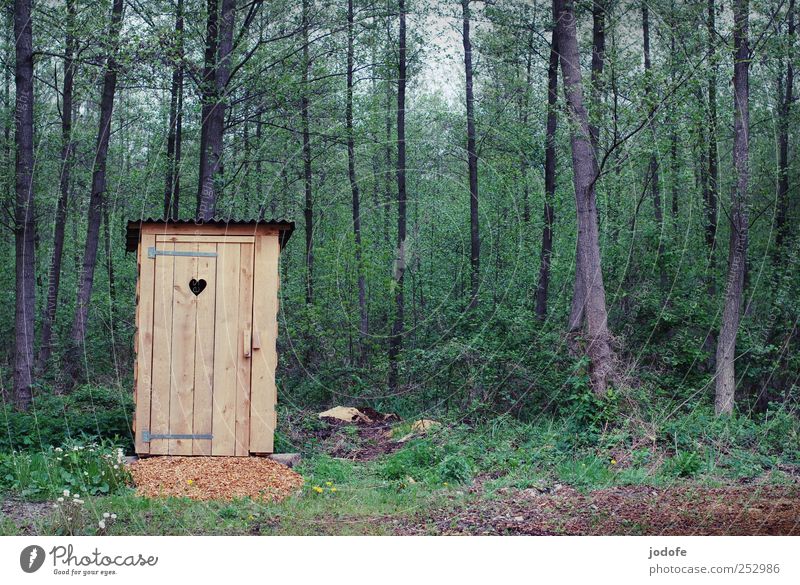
[[662, 451, 701, 478], [0, 384, 134, 453], [0, 439, 132, 500], [380, 440, 439, 481], [437, 454, 472, 484]]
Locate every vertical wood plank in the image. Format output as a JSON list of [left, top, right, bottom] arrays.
[[134, 234, 155, 454], [235, 244, 254, 455], [212, 243, 240, 455], [168, 243, 198, 455], [250, 235, 279, 453], [149, 241, 175, 455], [192, 243, 217, 455]]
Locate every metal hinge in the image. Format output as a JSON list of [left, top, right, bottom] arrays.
[[148, 247, 218, 259], [141, 430, 213, 442]]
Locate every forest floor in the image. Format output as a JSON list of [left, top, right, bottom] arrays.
[[1, 409, 799, 536]]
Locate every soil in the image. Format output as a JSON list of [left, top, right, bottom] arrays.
[[314, 416, 404, 461], [397, 482, 800, 535], [0, 497, 52, 534]]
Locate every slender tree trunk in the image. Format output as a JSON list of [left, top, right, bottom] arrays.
[[164, 0, 184, 220], [13, 0, 36, 410], [775, 0, 794, 258], [535, 28, 558, 321], [197, 0, 234, 219], [346, 0, 368, 351], [715, 0, 750, 415], [38, 0, 76, 372], [642, 2, 667, 291], [388, 0, 406, 392], [569, 0, 606, 331], [520, 25, 534, 224], [669, 5, 679, 220], [301, 0, 314, 304], [706, 0, 719, 290], [462, 0, 479, 311], [556, 0, 616, 395], [67, 0, 124, 384]]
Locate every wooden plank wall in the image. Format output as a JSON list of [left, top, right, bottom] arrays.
[[149, 242, 175, 455], [192, 242, 217, 455], [250, 235, 280, 453], [133, 233, 155, 454], [211, 243, 241, 455], [134, 225, 281, 456]]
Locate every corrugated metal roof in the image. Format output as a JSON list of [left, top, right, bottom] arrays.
[[125, 218, 295, 252]]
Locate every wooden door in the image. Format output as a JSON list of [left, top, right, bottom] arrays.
[[139, 235, 255, 456]]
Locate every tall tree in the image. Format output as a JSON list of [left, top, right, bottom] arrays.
[[535, 24, 557, 321], [642, 1, 666, 291], [705, 0, 719, 288], [388, 0, 407, 392], [568, 0, 606, 331], [775, 0, 794, 258], [715, 0, 750, 415], [462, 0, 479, 311], [555, 0, 616, 394], [13, 0, 36, 410], [302, 0, 314, 304], [197, 0, 235, 219], [164, 0, 185, 220], [67, 0, 124, 383], [38, 0, 76, 372], [346, 0, 368, 348]]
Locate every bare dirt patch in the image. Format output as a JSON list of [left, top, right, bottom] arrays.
[[399, 483, 800, 535]]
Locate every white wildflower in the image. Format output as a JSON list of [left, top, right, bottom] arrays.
[[73, 493, 80, 498], [103, 512, 110, 518], [113, 464, 119, 470], [74, 499, 84, 504], [57, 497, 64, 503], [110, 514, 117, 519], [63, 489, 70, 497], [98, 520, 105, 529], [55, 447, 63, 453]]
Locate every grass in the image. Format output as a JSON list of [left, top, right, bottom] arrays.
[[1, 402, 799, 536]]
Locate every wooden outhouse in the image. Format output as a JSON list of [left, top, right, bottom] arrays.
[[126, 219, 294, 456]]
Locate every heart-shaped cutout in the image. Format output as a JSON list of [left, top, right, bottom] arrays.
[[189, 278, 207, 296]]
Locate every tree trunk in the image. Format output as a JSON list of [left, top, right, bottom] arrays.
[[346, 0, 368, 351], [535, 27, 558, 321], [388, 0, 407, 392], [164, 0, 184, 220], [715, 0, 749, 415], [556, 0, 616, 395], [569, 0, 605, 331], [775, 0, 794, 258], [642, 2, 667, 291], [301, 0, 314, 305], [67, 0, 124, 384], [38, 0, 76, 372], [705, 0, 719, 289], [462, 0, 479, 311], [197, 0, 234, 220], [13, 0, 36, 410]]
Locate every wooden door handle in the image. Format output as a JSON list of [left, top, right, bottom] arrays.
[[244, 330, 252, 358], [252, 331, 261, 350]]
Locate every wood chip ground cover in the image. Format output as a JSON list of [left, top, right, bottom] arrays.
[[129, 456, 304, 501]]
